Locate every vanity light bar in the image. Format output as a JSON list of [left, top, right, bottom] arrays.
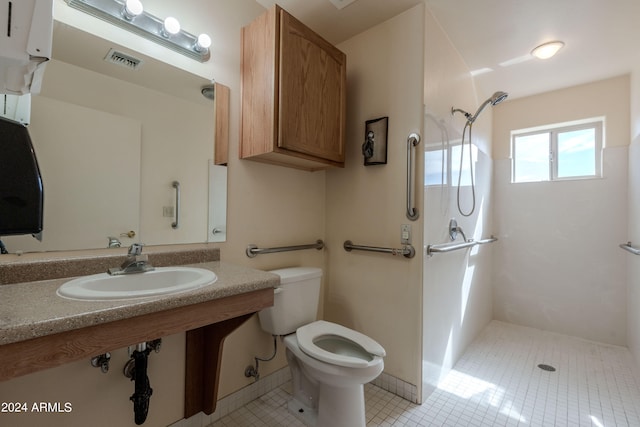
[[64, 0, 211, 62]]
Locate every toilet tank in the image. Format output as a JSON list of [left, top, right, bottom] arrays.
[[258, 267, 322, 335]]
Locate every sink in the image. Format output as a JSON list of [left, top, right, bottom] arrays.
[[57, 267, 218, 301]]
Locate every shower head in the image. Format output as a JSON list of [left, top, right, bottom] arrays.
[[470, 91, 509, 122], [451, 91, 508, 124], [490, 91, 508, 106]]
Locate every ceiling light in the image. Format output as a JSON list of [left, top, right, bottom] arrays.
[[65, 0, 211, 62], [531, 41, 564, 59], [328, 0, 359, 9]]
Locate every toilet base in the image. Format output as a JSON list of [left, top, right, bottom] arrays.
[[287, 383, 366, 427], [317, 383, 366, 427]]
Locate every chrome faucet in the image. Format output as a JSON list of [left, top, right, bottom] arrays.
[[108, 243, 155, 276]]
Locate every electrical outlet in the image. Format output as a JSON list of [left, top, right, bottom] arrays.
[[401, 224, 411, 244]]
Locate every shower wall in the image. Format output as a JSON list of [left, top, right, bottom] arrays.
[[628, 69, 640, 368], [492, 76, 630, 346], [422, 8, 495, 397]]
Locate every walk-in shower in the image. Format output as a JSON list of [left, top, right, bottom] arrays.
[[451, 91, 508, 216]]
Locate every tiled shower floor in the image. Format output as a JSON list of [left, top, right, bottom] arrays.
[[210, 321, 640, 426]]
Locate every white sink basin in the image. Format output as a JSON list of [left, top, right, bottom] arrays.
[[57, 267, 217, 301]]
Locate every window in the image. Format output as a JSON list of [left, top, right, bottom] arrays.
[[425, 142, 477, 187], [511, 119, 603, 183]]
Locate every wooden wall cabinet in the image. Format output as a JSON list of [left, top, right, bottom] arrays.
[[240, 5, 347, 171]]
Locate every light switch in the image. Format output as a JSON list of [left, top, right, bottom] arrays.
[[401, 224, 411, 244]]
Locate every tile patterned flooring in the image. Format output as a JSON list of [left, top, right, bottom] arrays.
[[210, 321, 640, 426]]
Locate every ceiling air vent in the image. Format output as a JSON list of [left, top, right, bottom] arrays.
[[104, 48, 143, 71]]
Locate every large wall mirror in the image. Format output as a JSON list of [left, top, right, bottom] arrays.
[[2, 22, 227, 253]]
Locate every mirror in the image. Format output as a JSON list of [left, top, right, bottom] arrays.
[[1, 22, 227, 253]]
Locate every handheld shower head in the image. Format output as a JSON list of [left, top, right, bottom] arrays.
[[451, 91, 509, 124], [490, 91, 508, 106]]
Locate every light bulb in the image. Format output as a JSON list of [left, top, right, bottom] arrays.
[[162, 17, 181, 37], [195, 34, 211, 52], [123, 0, 143, 20]]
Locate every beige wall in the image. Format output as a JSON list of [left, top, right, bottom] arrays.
[[325, 4, 425, 393]]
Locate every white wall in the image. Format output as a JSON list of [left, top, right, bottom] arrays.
[[628, 69, 640, 366], [493, 76, 630, 346], [421, 8, 495, 397], [325, 4, 425, 396]]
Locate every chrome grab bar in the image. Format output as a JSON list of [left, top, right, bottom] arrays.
[[406, 132, 421, 221], [427, 236, 497, 256], [343, 240, 416, 259], [620, 242, 640, 255], [476, 236, 498, 245], [171, 181, 180, 229], [246, 240, 324, 258]]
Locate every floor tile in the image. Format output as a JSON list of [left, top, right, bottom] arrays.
[[209, 321, 640, 426]]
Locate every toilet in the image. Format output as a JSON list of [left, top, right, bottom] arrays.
[[258, 267, 385, 427]]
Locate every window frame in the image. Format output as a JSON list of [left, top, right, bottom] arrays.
[[511, 118, 604, 184]]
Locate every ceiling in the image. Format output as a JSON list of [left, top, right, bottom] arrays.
[[266, 0, 640, 100], [52, 0, 640, 103], [254, 0, 423, 46]]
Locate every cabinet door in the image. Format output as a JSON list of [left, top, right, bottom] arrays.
[[278, 10, 346, 163]]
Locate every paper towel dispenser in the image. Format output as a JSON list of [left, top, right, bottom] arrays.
[[0, 116, 43, 236], [0, 0, 53, 95]]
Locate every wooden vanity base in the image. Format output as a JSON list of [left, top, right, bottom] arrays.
[[0, 288, 273, 416]]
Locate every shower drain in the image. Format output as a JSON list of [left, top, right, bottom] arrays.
[[537, 363, 556, 372]]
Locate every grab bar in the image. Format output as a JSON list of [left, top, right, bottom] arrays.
[[620, 242, 640, 255], [427, 236, 498, 256], [406, 132, 421, 221], [476, 236, 498, 245], [343, 240, 416, 259], [171, 181, 180, 229], [427, 240, 476, 255], [246, 240, 324, 258]]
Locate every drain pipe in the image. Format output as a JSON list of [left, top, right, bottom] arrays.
[[123, 340, 161, 425], [129, 343, 153, 425], [244, 335, 278, 381]]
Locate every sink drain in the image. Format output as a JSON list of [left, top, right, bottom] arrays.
[[537, 364, 556, 372]]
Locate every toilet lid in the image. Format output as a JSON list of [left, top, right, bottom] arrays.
[[296, 320, 386, 368]]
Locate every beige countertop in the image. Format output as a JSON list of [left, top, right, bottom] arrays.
[[0, 261, 278, 346]]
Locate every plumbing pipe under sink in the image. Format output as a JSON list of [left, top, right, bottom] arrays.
[[129, 344, 153, 425]]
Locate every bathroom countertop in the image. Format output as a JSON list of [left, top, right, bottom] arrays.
[[0, 261, 279, 346]]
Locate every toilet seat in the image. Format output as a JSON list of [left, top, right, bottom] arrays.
[[296, 320, 386, 368]]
